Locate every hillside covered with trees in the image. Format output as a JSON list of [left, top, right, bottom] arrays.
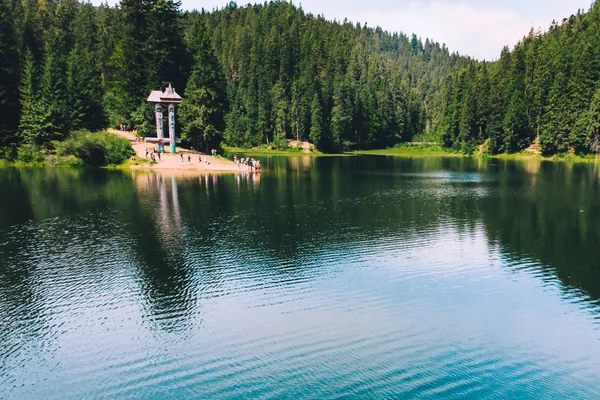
[[441, 2, 600, 156], [1, 0, 599, 158], [0, 0, 469, 157]]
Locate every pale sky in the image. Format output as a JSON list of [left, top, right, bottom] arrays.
[[93, 0, 594, 60]]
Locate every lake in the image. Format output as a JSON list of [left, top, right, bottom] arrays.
[[1, 156, 600, 398]]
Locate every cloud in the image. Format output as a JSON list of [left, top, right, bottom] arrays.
[[340, 1, 535, 60]]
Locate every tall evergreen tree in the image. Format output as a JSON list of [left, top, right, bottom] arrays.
[[105, 0, 152, 126], [574, 86, 600, 155], [0, 0, 21, 144], [18, 50, 53, 146], [309, 92, 323, 146], [146, 0, 188, 92], [179, 19, 226, 152]]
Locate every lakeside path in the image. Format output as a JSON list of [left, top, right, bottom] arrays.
[[109, 129, 242, 172]]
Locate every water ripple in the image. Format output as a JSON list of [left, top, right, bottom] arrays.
[[2, 165, 600, 399]]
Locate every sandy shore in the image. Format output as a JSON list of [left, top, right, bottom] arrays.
[[109, 129, 245, 173]]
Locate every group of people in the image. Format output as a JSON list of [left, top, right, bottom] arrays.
[[145, 147, 161, 162], [233, 155, 261, 171], [179, 152, 211, 165], [142, 147, 262, 170]]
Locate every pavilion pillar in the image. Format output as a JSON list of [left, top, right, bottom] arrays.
[[168, 103, 176, 153], [155, 103, 164, 152]]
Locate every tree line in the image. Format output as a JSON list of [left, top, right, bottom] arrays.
[[0, 0, 470, 156], [1, 0, 599, 156], [441, 2, 600, 155], [198, 2, 471, 151]]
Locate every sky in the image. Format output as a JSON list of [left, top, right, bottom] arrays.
[[94, 0, 593, 60]]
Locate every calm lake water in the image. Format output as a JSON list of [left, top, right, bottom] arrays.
[[2, 156, 600, 398]]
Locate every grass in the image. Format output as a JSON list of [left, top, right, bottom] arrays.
[[221, 144, 337, 157], [354, 142, 600, 164], [353, 144, 464, 157], [491, 151, 599, 163], [0, 159, 47, 168], [107, 155, 152, 170]]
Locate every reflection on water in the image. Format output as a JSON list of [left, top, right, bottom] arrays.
[[1, 158, 600, 398]]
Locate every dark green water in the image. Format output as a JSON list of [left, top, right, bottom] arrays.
[[2, 156, 600, 398]]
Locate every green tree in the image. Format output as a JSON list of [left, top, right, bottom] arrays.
[[146, 0, 188, 92], [270, 81, 288, 147], [105, 0, 152, 126], [309, 92, 323, 146], [179, 19, 226, 152], [574, 87, 600, 155], [18, 51, 53, 146], [0, 0, 21, 144], [503, 91, 529, 152], [331, 80, 352, 150]]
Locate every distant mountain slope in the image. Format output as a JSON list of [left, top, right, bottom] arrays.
[[441, 2, 600, 155], [192, 2, 471, 150]]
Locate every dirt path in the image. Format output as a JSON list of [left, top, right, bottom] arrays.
[[109, 129, 243, 173]]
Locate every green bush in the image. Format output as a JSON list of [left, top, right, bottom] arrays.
[[0, 144, 17, 161], [16, 144, 46, 163], [271, 135, 288, 150], [56, 130, 134, 167], [46, 155, 85, 167]]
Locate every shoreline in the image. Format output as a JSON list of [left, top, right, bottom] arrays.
[[221, 145, 337, 157], [110, 129, 244, 173], [353, 146, 600, 164], [3, 134, 598, 170]]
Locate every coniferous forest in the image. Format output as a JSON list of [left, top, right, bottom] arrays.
[[1, 0, 599, 157], [442, 3, 600, 155]]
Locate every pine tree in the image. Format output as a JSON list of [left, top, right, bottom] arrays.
[[574, 86, 600, 155], [146, 0, 188, 92], [309, 92, 323, 146], [541, 71, 570, 154], [331, 80, 352, 150], [486, 76, 505, 154], [179, 19, 226, 152], [67, 46, 104, 131], [270, 81, 288, 146], [503, 91, 529, 152], [39, 48, 67, 140], [18, 51, 53, 146], [105, 0, 152, 126], [0, 0, 21, 144]]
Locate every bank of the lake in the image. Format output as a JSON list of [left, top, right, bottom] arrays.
[[4, 137, 599, 172], [354, 145, 463, 158], [491, 151, 600, 164], [222, 144, 333, 157], [354, 144, 600, 164]]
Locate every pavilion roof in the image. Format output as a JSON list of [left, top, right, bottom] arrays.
[[146, 90, 163, 103], [146, 84, 182, 104], [160, 84, 182, 104]]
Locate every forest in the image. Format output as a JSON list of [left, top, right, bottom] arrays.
[[0, 0, 599, 157], [442, 3, 600, 155]]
